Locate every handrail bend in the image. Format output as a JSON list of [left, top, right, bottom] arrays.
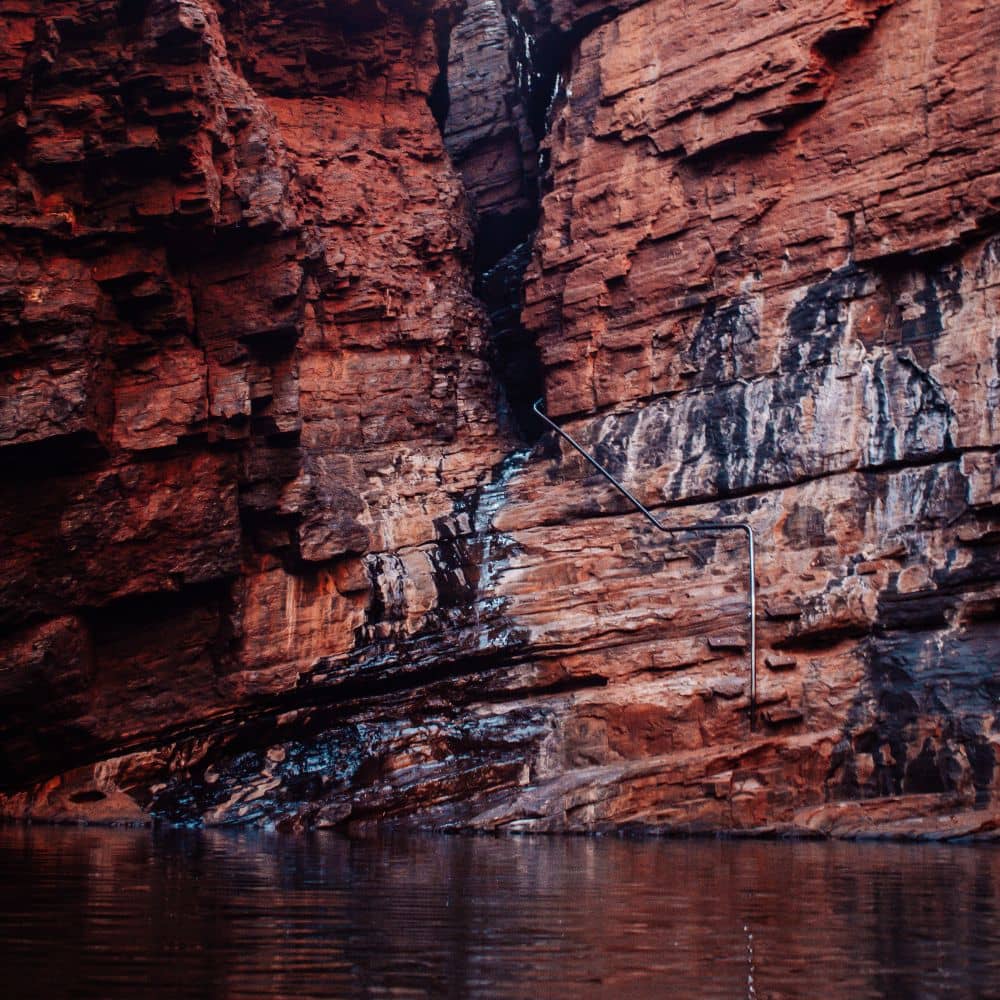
[[533, 398, 757, 731]]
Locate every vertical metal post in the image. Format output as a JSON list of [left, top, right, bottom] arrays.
[[533, 399, 758, 731]]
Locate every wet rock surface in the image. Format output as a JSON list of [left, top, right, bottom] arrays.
[[1, 0, 999, 838]]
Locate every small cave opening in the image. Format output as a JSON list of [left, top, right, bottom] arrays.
[[427, 0, 574, 441]]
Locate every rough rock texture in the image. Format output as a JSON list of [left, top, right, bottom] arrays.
[[441, 0, 536, 229], [0, 0, 511, 819], [1, 0, 999, 838]]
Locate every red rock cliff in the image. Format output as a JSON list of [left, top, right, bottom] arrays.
[[1, 0, 999, 838]]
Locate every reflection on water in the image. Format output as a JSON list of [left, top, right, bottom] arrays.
[[1, 826, 998, 999]]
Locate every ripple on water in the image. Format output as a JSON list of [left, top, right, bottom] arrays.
[[1, 828, 998, 999]]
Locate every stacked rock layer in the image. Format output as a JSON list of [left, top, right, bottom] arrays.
[[1, 0, 998, 837]]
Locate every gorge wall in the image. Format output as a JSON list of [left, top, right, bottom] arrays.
[[1, 0, 998, 837]]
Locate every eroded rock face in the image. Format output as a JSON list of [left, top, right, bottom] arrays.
[[0, 0, 513, 820], [1, 0, 999, 838]]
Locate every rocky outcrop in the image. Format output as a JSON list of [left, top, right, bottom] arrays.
[[1, 0, 999, 838], [0, 0, 511, 815]]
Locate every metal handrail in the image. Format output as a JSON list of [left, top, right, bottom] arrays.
[[532, 398, 757, 730]]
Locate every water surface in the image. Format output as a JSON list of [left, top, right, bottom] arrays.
[[1, 826, 997, 998]]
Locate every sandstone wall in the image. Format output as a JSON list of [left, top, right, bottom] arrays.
[[1, 0, 998, 837]]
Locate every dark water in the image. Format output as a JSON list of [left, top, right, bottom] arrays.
[[1, 827, 998, 999]]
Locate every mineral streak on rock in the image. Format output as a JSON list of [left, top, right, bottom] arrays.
[[2, 0, 1000, 839]]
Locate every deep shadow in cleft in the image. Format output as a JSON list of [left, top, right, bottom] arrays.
[[427, 0, 592, 441]]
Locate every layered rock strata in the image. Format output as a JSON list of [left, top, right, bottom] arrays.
[[0, 0, 511, 819], [1, 0, 999, 838]]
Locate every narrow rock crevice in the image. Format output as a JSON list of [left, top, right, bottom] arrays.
[[427, 9, 452, 133], [430, 0, 628, 439], [430, 0, 565, 439]]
